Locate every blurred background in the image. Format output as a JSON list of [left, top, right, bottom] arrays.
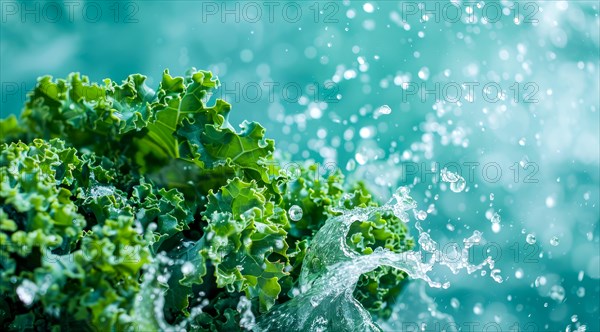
[[1, 0, 599, 330]]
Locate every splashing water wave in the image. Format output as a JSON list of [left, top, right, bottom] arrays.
[[255, 187, 499, 331]]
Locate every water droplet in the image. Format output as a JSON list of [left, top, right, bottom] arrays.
[[416, 210, 427, 220], [418, 67, 430, 80], [490, 269, 503, 283], [535, 276, 547, 287], [545, 196, 556, 208], [274, 239, 285, 250], [473, 303, 484, 315], [289, 205, 303, 221], [491, 223, 501, 233], [362, 2, 374, 13], [490, 212, 501, 224], [550, 236, 560, 246], [440, 168, 460, 183], [237, 296, 256, 330], [310, 296, 320, 307], [373, 105, 392, 119], [181, 262, 194, 275], [549, 285, 565, 302], [526, 234, 536, 244], [450, 177, 466, 193], [571, 315, 578, 323], [515, 268, 524, 279], [450, 298, 460, 309], [345, 159, 356, 171], [518, 138, 526, 146], [489, 193, 495, 201], [16, 280, 37, 306]]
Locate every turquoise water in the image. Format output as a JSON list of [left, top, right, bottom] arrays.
[[1, 1, 599, 330]]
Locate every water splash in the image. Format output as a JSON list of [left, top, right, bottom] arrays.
[[128, 253, 207, 331], [255, 187, 499, 331]]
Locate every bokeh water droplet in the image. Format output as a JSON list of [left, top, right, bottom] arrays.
[[418, 67, 430, 80], [473, 303, 484, 315], [515, 268, 524, 279], [549, 285, 565, 302], [181, 262, 194, 275], [373, 105, 392, 119], [450, 177, 466, 193], [289, 205, 303, 221], [526, 234, 537, 244], [450, 298, 460, 309], [440, 168, 460, 183], [490, 212, 501, 224], [16, 280, 37, 306]]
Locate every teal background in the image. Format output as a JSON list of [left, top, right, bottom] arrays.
[[1, 1, 599, 330]]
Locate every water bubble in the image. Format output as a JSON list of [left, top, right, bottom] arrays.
[[571, 315, 578, 323], [576, 287, 585, 297], [518, 138, 526, 146], [549, 285, 565, 302], [489, 193, 495, 201], [416, 210, 428, 220], [373, 105, 392, 119], [550, 236, 560, 246], [526, 234, 536, 244], [545, 196, 556, 208], [289, 205, 303, 221]]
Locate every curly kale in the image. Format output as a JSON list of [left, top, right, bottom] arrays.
[[0, 69, 413, 331]]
